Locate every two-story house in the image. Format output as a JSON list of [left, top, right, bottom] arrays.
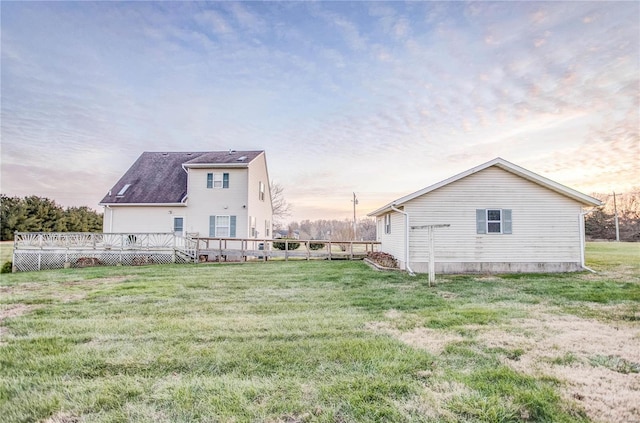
[[99, 150, 273, 239]]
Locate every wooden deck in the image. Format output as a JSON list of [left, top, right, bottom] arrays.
[[193, 238, 380, 262]]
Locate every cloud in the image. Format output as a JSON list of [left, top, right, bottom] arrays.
[[1, 1, 638, 222]]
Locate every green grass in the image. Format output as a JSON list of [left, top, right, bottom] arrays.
[[0, 243, 638, 422]]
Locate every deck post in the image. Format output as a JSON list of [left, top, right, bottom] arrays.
[[328, 241, 332, 260], [285, 239, 289, 261]]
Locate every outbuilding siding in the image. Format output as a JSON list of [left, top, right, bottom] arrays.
[[405, 167, 583, 271]]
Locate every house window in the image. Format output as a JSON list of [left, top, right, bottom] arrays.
[[476, 209, 512, 234], [250, 216, 256, 237], [259, 182, 265, 201], [207, 173, 230, 189], [209, 215, 237, 237], [384, 214, 391, 234], [265, 220, 270, 237]]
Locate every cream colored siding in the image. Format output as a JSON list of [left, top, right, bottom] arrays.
[[104, 206, 181, 233], [186, 168, 249, 237], [377, 211, 407, 268], [404, 167, 583, 268], [246, 153, 273, 239]]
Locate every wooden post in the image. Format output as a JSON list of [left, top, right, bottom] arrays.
[[285, 239, 289, 261], [349, 242, 353, 260], [328, 241, 332, 261], [218, 238, 222, 263], [428, 227, 435, 287], [305, 241, 310, 261]]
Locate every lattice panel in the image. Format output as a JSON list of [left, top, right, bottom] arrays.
[[13, 251, 178, 272], [13, 252, 41, 272]]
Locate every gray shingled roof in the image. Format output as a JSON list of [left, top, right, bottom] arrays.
[[100, 151, 262, 204]]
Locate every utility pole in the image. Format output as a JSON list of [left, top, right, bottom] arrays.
[[613, 191, 620, 242], [352, 192, 358, 240]]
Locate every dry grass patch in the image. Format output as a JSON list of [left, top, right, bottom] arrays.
[[366, 319, 465, 355], [475, 310, 640, 423]]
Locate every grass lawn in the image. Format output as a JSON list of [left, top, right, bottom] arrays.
[[0, 243, 638, 422]]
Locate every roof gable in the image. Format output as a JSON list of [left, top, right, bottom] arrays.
[[100, 150, 262, 205], [368, 157, 602, 216]]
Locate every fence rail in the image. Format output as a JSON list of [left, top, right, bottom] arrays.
[[11, 232, 380, 272], [193, 238, 380, 262]]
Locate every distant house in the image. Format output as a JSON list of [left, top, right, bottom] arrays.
[[368, 158, 602, 274], [100, 150, 273, 239]]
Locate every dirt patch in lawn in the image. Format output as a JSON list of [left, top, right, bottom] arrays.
[[0, 303, 38, 341], [366, 318, 464, 355], [0, 303, 36, 322], [475, 310, 640, 423]]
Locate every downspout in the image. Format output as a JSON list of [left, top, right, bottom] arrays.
[[391, 205, 415, 276], [104, 205, 114, 233], [580, 208, 598, 273]]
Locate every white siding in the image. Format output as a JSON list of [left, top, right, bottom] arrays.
[[104, 206, 181, 233], [377, 211, 407, 269], [403, 167, 584, 270], [186, 168, 249, 237], [246, 153, 273, 239]]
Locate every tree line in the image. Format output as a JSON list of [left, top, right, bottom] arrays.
[[585, 189, 640, 241], [280, 218, 377, 241], [1, 195, 103, 241]]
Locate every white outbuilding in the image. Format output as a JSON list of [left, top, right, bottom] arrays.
[[368, 158, 602, 274]]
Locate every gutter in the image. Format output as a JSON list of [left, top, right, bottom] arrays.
[[579, 207, 598, 273], [391, 205, 415, 276]]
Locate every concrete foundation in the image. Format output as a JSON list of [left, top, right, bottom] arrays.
[[404, 261, 584, 274]]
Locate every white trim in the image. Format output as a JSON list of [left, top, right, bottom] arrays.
[[369, 157, 602, 216], [172, 216, 186, 237], [98, 203, 187, 207]]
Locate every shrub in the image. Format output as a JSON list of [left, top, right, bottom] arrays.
[[309, 242, 325, 250], [273, 238, 300, 250], [1, 261, 12, 273]]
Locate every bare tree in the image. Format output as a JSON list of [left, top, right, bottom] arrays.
[[270, 181, 292, 228]]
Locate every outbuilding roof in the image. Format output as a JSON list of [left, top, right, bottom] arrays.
[[368, 157, 602, 217], [100, 150, 263, 205]]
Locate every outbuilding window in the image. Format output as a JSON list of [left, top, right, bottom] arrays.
[[476, 209, 512, 234], [384, 214, 391, 234]]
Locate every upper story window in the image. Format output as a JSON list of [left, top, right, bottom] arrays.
[[207, 173, 229, 189], [384, 214, 391, 234], [259, 182, 265, 201], [476, 209, 512, 234]]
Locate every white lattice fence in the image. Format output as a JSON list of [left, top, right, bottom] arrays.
[[13, 250, 178, 271], [12, 232, 197, 272]]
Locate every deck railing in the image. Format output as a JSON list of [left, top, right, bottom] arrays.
[[11, 232, 380, 271], [192, 237, 380, 261]]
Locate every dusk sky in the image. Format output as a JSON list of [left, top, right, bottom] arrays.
[[1, 1, 638, 222]]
